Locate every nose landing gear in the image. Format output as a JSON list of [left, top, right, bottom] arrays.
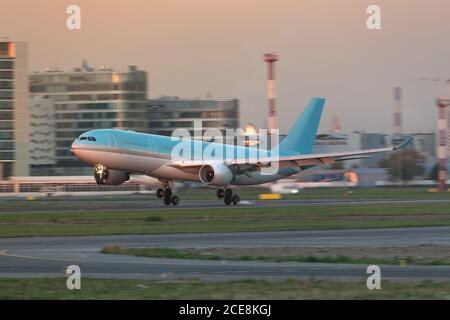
[[94, 164, 108, 185]]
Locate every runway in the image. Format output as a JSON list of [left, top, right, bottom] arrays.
[[1, 226, 450, 281], [1, 198, 450, 213]]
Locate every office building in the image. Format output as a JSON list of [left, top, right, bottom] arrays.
[[29, 63, 147, 175], [29, 96, 56, 169], [146, 96, 240, 140], [312, 132, 389, 168], [359, 132, 389, 168], [0, 39, 29, 179]]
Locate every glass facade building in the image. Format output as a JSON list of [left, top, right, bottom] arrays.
[[29, 96, 56, 166], [0, 40, 29, 179], [30, 65, 147, 175], [146, 97, 240, 140]]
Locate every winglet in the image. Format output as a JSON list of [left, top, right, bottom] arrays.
[[394, 136, 414, 150]]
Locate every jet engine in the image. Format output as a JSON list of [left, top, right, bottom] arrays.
[[94, 164, 130, 185], [198, 164, 234, 186]]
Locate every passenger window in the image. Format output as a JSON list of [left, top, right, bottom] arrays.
[[80, 137, 87, 141], [91, 137, 97, 141]]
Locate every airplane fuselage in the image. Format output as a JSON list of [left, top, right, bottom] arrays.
[[71, 129, 298, 186]]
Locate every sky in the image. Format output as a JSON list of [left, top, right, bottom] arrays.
[[2, 0, 450, 134]]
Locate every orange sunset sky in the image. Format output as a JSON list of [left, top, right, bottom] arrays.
[[2, 0, 450, 133]]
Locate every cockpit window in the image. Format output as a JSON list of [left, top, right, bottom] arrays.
[[79, 136, 96, 141]]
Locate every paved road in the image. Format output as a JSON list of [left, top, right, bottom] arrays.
[[1, 227, 450, 281], [1, 198, 450, 212]]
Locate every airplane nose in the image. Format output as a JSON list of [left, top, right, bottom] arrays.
[[70, 142, 79, 154]]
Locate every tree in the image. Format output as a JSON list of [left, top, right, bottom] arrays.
[[379, 149, 425, 181]]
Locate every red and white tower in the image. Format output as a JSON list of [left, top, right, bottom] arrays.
[[436, 97, 449, 191], [393, 87, 402, 137], [448, 81, 450, 157], [264, 53, 279, 133]]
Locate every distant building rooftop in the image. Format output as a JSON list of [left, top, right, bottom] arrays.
[[32, 61, 141, 74], [150, 96, 237, 102]]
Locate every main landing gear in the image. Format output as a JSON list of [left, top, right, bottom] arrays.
[[156, 181, 179, 206], [217, 188, 240, 206]]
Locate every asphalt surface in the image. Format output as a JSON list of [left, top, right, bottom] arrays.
[[1, 198, 450, 212], [1, 227, 450, 281]]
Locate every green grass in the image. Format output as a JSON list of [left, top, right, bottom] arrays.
[[101, 246, 450, 266], [1, 203, 450, 237], [0, 278, 449, 299]]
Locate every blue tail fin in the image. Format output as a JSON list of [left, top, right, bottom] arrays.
[[277, 97, 325, 154]]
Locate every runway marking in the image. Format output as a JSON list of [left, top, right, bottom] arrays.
[[0, 250, 83, 263]]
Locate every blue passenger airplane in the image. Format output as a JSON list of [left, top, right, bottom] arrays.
[[71, 97, 412, 206]]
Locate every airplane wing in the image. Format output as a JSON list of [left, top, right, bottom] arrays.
[[168, 136, 413, 170]]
